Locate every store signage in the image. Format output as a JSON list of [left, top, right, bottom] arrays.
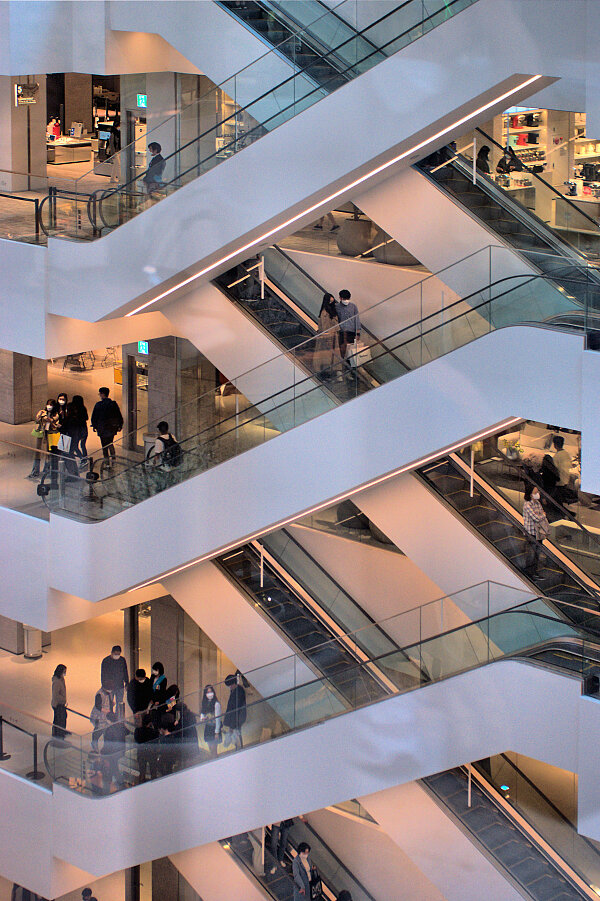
[[138, 340, 149, 355], [137, 94, 148, 109], [14, 83, 39, 106]]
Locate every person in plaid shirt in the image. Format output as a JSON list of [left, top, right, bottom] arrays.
[[522, 484, 549, 573]]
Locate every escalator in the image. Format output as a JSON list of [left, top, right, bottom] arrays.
[[43, 0, 477, 240], [422, 767, 591, 900], [216, 0, 370, 91], [46, 587, 600, 799], [43, 264, 595, 524], [414, 131, 600, 311], [221, 818, 375, 901], [216, 528, 416, 708], [461, 431, 600, 586], [416, 454, 600, 630], [212, 244, 408, 392]]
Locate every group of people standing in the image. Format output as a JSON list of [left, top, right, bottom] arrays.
[[28, 387, 123, 482], [29, 392, 88, 479], [313, 290, 361, 379], [51, 646, 251, 790]]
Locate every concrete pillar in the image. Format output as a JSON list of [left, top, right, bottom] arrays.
[[0, 350, 47, 424], [64, 73, 93, 135], [0, 74, 47, 192]]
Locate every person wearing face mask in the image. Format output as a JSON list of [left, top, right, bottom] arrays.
[[292, 843, 313, 900], [28, 400, 60, 479], [335, 290, 361, 375], [56, 393, 68, 426], [150, 661, 168, 707], [100, 645, 129, 718], [200, 684, 222, 759], [223, 670, 248, 750], [522, 483, 550, 575]]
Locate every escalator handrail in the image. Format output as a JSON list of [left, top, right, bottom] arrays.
[[474, 446, 600, 579], [450, 152, 587, 264], [95, 0, 475, 206], [44, 602, 600, 790], [289, 820, 378, 901], [420, 455, 600, 604], [68, 270, 594, 495], [266, 246, 411, 373], [259, 528, 404, 652], [257, 0, 385, 70], [476, 125, 600, 236]]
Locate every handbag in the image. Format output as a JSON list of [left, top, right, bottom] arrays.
[[31, 426, 43, 439], [310, 868, 323, 900], [57, 434, 72, 452]]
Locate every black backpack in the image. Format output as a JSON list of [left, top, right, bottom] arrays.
[[159, 434, 182, 468]]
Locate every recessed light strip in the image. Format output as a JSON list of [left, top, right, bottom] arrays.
[[128, 416, 521, 592], [125, 76, 544, 317]]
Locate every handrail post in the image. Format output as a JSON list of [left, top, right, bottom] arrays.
[[27, 733, 45, 781], [0, 717, 11, 761], [34, 197, 39, 241]]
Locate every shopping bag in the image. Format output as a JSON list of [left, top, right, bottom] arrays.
[[47, 432, 60, 449], [57, 434, 72, 453]]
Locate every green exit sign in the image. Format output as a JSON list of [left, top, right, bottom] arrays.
[[137, 94, 147, 108], [138, 341, 149, 355]]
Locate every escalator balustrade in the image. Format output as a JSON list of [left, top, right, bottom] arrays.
[[417, 457, 600, 631], [217, 542, 392, 708], [423, 768, 589, 900]]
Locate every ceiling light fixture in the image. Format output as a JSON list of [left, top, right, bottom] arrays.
[[125, 76, 544, 317]]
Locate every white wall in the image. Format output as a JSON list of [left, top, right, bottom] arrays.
[[170, 842, 266, 901], [43, 327, 595, 604], [3, 0, 597, 338], [0, 324, 587, 626], [356, 473, 528, 596], [20, 661, 597, 884], [288, 524, 448, 632], [13, 21, 559, 327], [0, 659, 593, 896], [285, 249, 463, 340], [163, 562, 314, 697], [360, 782, 524, 901], [307, 807, 446, 901], [354, 167, 539, 300]]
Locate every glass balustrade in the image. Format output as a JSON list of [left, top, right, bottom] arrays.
[[30, 0, 477, 241], [42, 584, 600, 798], [0, 244, 597, 523]]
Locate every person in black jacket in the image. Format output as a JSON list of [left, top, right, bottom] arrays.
[[100, 645, 129, 716], [143, 142, 166, 195], [70, 394, 89, 466], [90, 387, 123, 463], [101, 711, 127, 791], [223, 670, 248, 750], [127, 668, 153, 720]]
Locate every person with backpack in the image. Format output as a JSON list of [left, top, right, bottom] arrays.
[[151, 421, 182, 490], [91, 387, 123, 465]]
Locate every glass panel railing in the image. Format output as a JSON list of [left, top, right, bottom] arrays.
[[28, 0, 476, 241], [417, 454, 600, 625], [419, 135, 600, 267], [471, 127, 600, 256], [260, 529, 398, 658], [11, 249, 597, 523], [460, 429, 600, 588], [45, 586, 597, 797], [478, 753, 600, 894]]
